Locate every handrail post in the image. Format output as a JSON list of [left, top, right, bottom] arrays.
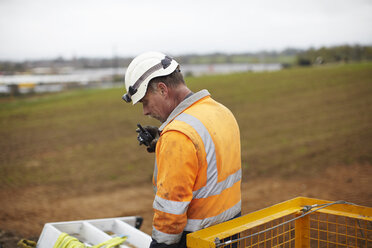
[[295, 213, 310, 248]]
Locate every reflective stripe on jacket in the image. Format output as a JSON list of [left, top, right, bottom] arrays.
[[152, 90, 242, 245]]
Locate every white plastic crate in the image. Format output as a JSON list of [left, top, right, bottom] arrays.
[[37, 216, 151, 248]]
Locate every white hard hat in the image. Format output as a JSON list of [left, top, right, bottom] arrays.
[[122, 51, 179, 104]]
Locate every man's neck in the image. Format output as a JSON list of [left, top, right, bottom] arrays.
[[171, 85, 192, 107], [161, 84, 192, 124]]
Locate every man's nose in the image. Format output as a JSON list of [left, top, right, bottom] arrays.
[[143, 106, 150, 116]]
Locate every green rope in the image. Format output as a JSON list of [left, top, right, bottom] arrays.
[[17, 239, 37, 248]]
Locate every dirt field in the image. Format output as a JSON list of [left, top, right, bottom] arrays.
[[1, 164, 371, 247]]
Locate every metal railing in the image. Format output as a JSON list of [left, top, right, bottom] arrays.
[[186, 197, 372, 248]]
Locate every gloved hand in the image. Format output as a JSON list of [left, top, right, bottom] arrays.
[[136, 125, 160, 153]]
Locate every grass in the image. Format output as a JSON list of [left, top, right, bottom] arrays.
[[1, 63, 371, 188], [188, 54, 296, 64]]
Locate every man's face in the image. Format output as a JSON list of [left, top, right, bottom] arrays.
[[140, 88, 169, 123]]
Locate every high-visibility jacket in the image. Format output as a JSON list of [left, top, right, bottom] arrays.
[[152, 89, 242, 245]]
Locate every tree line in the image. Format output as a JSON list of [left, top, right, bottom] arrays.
[[296, 45, 372, 66]]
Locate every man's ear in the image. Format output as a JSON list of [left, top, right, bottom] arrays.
[[157, 82, 168, 96]]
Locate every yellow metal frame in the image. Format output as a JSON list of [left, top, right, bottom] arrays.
[[187, 197, 372, 248]]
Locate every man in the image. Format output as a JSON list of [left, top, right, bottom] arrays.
[[122, 52, 242, 248]]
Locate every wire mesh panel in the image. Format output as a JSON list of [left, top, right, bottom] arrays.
[[221, 213, 372, 248], [309, 212, 372, 248], [218, 214, 297, 248]]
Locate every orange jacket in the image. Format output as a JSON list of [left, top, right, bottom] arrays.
[[152, 90, 241, 245]]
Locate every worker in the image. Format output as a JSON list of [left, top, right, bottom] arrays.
[[122, 51, 242, 248]]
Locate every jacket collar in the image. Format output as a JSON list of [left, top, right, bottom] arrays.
[[159, 89, 210, 131]]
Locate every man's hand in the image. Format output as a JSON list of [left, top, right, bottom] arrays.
[[136, 125, 160, 153]]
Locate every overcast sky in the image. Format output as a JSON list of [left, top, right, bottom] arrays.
[[0, 0, 371, 61]]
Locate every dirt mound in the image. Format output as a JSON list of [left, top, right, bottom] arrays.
[[1, 164, 371, 247]]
